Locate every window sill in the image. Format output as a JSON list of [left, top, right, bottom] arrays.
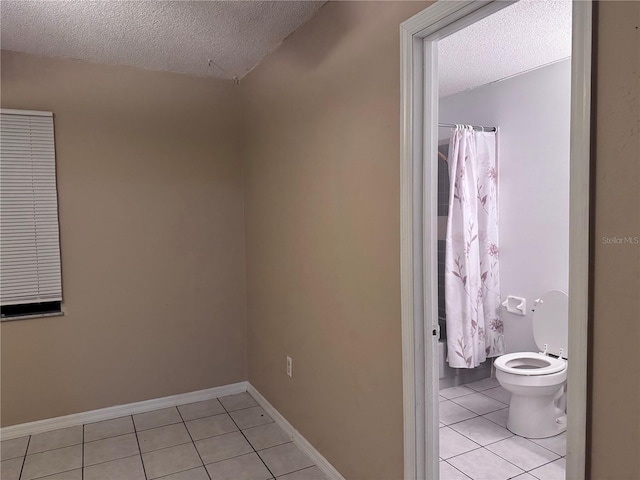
[[1, 311, 65, 322]]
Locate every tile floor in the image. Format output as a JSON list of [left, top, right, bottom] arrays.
[[1, 392, 327, 480], [440, 378, 567, 480]]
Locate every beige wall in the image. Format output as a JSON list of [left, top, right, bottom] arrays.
[[0, 50, 248, 426], [241, 3, 428, 478], [241, 1, 639, 479], [590, 2, 640, 479]]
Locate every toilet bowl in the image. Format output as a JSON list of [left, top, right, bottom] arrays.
[[495, 290, 568, 438]]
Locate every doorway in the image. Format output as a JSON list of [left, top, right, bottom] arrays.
[[399, 1, 592, 479]]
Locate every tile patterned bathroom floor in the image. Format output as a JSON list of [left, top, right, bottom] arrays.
[[440, 378, 567, 480], [0, 392, 327, 480]]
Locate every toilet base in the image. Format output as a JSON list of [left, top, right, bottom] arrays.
[[506, 391, 566, 438]]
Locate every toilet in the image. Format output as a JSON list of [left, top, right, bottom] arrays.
[[495, 289, 568, 439]]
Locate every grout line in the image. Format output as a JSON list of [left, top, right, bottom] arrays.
[[447, 426, 514, 450], [442, 420, 515, 456], [220, 395, 277, 479], [203, 449, 283, 469], [153, 466, 206, 480], [440, 413, 481, 427], [448, 395, 508, 412], [130, 416, 148, 480], [440, 445, 484, 462], [134, 420, 183, 433], [484, 446, 536, 475], [448, 403, 508, 416], [253, 439, 292, 452], [273, 465, 320, 478], [23, 441, 85, 457], [528, 438, 567, 457], [28, 465, 83, 479], [183, 411, 231, 423], [82, 453, 140, 470], [442, 460, 473, 479], [440, 391, 476, 400], [81, 429, 136, 446], [183, 428, 240, 444], [176, 406, 212, 480], [140, 438, 194, 455], [18, 435, 31, 480], [446, 445, 528, 477], [176, 398, 224, 410], [135, 437, 207, 456], [221, 404, 260, 414], [134, 420, 192, 436], [83, 416, 137, 443], [523, 456, 565, 475], [522, 439, 566, 459], [137, 438, 208, 458], [440, 401, 480, 418]]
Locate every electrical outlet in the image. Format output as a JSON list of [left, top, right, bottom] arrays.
[[286, 356, 293, 377]]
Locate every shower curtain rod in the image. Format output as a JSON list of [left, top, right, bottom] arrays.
[[438, 122, 497, 132]]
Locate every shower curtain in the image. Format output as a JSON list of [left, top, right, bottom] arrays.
[[445, 126, 505, 368]]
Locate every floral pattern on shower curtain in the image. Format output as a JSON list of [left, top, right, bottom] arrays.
[[445, 127, 505, 368]]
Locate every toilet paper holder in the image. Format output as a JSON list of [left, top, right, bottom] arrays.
[[501, 295, 527, 315]]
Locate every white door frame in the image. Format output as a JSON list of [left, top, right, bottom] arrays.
[[399, 2, 593, 479]]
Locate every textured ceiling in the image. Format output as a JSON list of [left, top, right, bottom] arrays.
[[0, 1, 325, 80], [439, 0, 572, 97]]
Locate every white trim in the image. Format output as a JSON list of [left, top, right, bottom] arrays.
[[0, 381, 248, 440], [400, 4, 515, 477], [400, 1, 592, 478], [400, 17, 425, 480], [566, 2, 592, 479], [0, 108, 52, 117], [247, 384, 345, 480], [422, 38, 440, 480], [399, 18, 417, 478]]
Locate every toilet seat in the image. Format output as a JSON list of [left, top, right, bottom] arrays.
[[495, 352, 567, 376]]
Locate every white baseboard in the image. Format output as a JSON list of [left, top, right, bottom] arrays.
[[248, 383, 345, 480], [0, 381, 248, 440]]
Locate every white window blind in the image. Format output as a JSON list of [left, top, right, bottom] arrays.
[[1, 110, 62, 306]]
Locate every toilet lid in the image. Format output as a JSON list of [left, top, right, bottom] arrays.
[[533, 290, 568, 359]]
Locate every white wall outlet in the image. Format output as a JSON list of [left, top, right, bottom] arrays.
[[286, 356, 293, 377]]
